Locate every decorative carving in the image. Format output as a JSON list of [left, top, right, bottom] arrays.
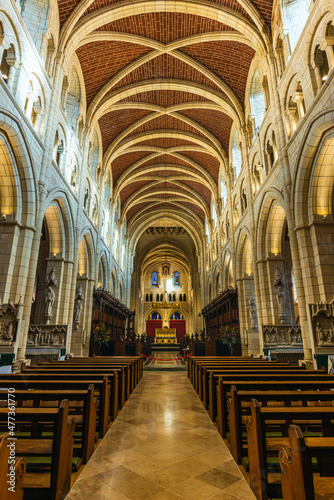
[[0, 298, 22, 345], [248, 297, 258, 330], [44, 286, 56, 324], [310, 300, 334, 347], [262, 325, 302, 348], [273, 267, 286, 324], [145, 226, 187, 235], [46, 267, 58, 287], [27, 325, 67, 348], [73, 284, 84, 330]]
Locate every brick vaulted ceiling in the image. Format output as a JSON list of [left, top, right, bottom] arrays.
[[58, 0, 274, 226]]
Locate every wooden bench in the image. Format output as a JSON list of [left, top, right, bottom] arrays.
[[246, 400, 334, 500], [0, 432, 26, 500], [228, 385, 334, 464], [21, 366, 126, 408], [206, 367, 315, 417], [62, 355, 143, 385], [0, 400, 74, 500], [187, 355, 258, 381], [0, 377, 111, 437], [217, 379, 334, 439], [0, 386, 97, 464], [280, 425, 334, 500], [37, 360, 135, 395], [196, 361, 293, 396]]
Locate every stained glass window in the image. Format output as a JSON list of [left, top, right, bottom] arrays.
[[174, 271, 180, 285], [150, 311, 162, 320], [170, 312, 184, 320], [162, 265, 169, 276], [152, 271, 158, 285]]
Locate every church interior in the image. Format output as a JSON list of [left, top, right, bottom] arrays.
[[1, 0, 334, 499]]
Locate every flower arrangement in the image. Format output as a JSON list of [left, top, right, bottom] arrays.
[[218, 324, 238, 347], [92, 322, 111, 347]]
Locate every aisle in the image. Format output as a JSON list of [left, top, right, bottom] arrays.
[[67, 372, 255, 500], [143, 351, 186, 369]]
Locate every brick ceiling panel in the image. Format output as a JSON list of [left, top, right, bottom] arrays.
[[76, 41, 150, 105], [99, 109, 152, 152], [181, 202, 205, 221], [136, 138, 195, 148], [112, 54, 221, 92], [182, 41, 255, 103], [180, 180, 212, 204], [119, 90, 213, 106], [120, 181, 151, 202], [139, 154, 195, 169], [58, 0, 81, 27], [112, 151, 150, 181], [145, 170, 185, 177], [180, 109, 233, 151], [94, 13, 235, 42], [206, 0, 273, 25], [179, 151, 220, 182], [128, 115, 207, 138], [126, 202, 151, 221], [143, 181, 190, 194]]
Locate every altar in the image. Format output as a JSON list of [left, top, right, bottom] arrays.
[[155, 328, 177, 344]]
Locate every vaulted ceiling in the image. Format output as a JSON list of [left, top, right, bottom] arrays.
[[58, 0, 273, 229]]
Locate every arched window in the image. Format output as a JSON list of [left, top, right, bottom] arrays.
[[146, 293, 149, 302], [89, 132, 100, 179], [162, 264, 169, 276], [150, 293, 153, 302], [250, 69, 265, 132], [170, 312, 184, 320], [205, 217, 210, 245], [220, 171, 227, 208], [183, 294, 186, 302], [212, 197, 217, 228], [174, 271, 180, 286], [66, 68, 81, 130], [172, 293, 176, 302], [152, 271, 158, 286], [156, 293, 160, 302], [149, 311, 162, 320], [232, 131, 242, 181], [281, 0, 310, 53], [179, 294, 182, 302]]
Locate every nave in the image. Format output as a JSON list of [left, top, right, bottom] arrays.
[[67, 370, 255, 500]]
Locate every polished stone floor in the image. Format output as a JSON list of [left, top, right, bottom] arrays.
[[67, 370, 255, 500]]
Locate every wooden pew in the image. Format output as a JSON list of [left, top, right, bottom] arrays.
[[62, 355, 143, 385], [246, 399, 334, 500], [0, 372, 118, 421], [195, 361, 284, 397], [217, 379, 334, 439], [40, 360, 136, 395], [196, 361, 291, 396], [21, 366, 126, 409], [228, 385, 334, 464], [0, 377, 111, 437], [279, 425, 334, 500], [0, 400, 74, 500], [0, 386, 97, 464], [0, 432, 26, 500], [187, 356, 269, 387], [206, 367, 313, 416]]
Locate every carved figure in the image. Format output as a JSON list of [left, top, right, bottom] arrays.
[[46, 267, 58, 287], [45, 287, 55, 321], [84, 188, 89, 208], [249, 297, 258, 329], [73, 284, 84, 330]]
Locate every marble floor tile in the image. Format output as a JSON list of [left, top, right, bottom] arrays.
[[67, 371, 255, 500]]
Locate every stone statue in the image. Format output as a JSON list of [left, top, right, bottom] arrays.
[[84, 188, 89, 209], [248, 297, 258, 329], [73, 284, 84, 330], [46, 267, 58, 287], [45, 287, 55, 324]]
